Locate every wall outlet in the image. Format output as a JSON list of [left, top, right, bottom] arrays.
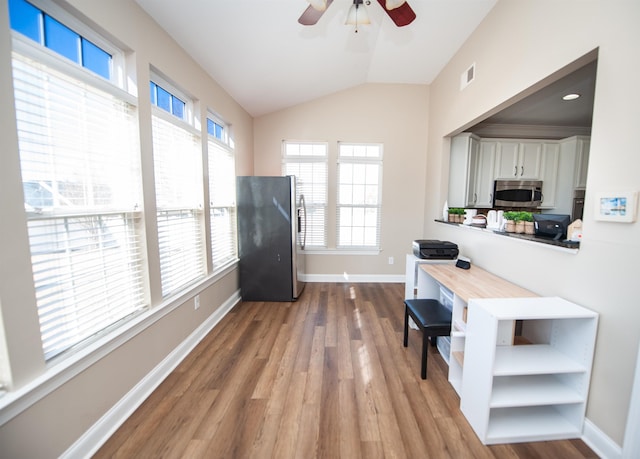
[[388, 256, 394, 265], [194, 295, 200, 310]]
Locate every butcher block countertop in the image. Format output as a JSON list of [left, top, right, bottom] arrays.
[[420, 263, 537, 303]]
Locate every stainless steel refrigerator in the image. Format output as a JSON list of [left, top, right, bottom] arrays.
[[236, 176, 306, 301]]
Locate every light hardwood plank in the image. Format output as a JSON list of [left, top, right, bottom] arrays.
[[94, 282, 598, 459]]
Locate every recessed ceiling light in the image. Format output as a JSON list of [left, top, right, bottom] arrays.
[[562, 93, 581, 101]]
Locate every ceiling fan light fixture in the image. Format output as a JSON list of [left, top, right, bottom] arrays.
[[345, 0, 371, 32], [385, 0, 406, 10], [307, 0, 327, 11]]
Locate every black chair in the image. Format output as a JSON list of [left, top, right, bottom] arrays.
[[403, 299, 452, 379]]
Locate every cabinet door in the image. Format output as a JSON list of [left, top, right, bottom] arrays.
[[465, 136, 480, 206], [495, 141, 519, 178], [518, 142, 542, 179], [448, 133, 478, 208], [539, 143, 560, 208], [574, 138, 590, 188], [474, 141, 497, 207]]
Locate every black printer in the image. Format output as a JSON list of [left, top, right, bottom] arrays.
[[412, 240, 459, 260]]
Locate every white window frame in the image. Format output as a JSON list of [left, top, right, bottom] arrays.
[[336, 142, 383, 251], [207, 112, 237, 272], [9, 2, 146, 362], [149, 70, 196, 126], [150, 72, 205, 298], [207, 112, 232, 146], [10, 0, 128, 89], [282, 141, 328, 249]]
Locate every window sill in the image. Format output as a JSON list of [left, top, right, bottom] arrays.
[[435, 220, 580, 253], [304, 248, 381, 256]]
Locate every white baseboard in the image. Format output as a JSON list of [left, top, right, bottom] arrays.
[[304, 273, 405, 283], [61, 290, 241, 459], [583, 418, 622, 459]]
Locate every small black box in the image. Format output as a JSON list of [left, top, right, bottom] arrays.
[[412, 240, 459, 260]]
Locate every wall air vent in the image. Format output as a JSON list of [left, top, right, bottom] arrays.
[[460, 63, 476, 90]]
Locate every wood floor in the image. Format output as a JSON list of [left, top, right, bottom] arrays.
[[94, 282, 598, 458]]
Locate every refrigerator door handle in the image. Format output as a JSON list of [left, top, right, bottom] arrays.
[[298, 194, 307, 249]]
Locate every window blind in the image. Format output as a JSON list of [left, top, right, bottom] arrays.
[[282, 142, 328, 248], [152, 113, 205, 297], [208, 138, 237, 270], [12, 51, 146, 360], [337, 143, 383, 249]]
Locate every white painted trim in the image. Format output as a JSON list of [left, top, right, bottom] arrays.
[[583, 418, 622, 459], [60, 290, 241, 459], [304, 273, 405, 283], [622, 343, 640, 458]]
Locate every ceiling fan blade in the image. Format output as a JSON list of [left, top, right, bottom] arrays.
[[375, 0, 416, 27], [298, 0, 334, 25]]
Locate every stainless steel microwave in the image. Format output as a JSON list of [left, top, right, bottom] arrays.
[[493, 180, 543, 208]]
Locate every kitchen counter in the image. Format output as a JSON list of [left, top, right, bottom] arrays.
[[434, 220, 580, 251]]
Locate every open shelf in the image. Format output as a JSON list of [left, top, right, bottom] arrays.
[[461, 297, 597, 444], [490, 374, 584, 408], [493, 344, 587, 376], [485, 405, 582, 444]]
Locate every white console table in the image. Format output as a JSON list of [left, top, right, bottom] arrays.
[[415, 263, 598, 445]]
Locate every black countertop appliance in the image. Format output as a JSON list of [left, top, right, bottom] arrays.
[[413, 240, 459, 260]]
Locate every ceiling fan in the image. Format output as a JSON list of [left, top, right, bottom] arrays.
[[298, 0, 416, 28]]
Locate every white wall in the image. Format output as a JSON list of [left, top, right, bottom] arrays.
[[0, 0, 253, 456], [254, 83, 429, 278], [424, 0, 640, 449]]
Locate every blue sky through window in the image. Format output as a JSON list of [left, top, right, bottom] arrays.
[[150, 81, 187, 120], [81, 38, 111, 79], [8, 0, 41, 43], [156, 85, 172, 112], [171, 96, 185, 118], [207, 119, 224, 140], [44, 15, 80, 63], [8, 0, 112, 80]]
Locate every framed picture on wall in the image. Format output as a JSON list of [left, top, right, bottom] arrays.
[[594, 191, 638, 222]]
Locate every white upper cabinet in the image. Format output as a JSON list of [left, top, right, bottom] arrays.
[[448, 133, 480, 208], [448, 134, 590, 212], [538, 143, 560, 208], [474, 141, 497, 208], [573, 137, 591, 189], [494, 140, 542, 179]]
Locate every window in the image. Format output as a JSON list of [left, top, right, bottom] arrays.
[[9, 2, 145, 360], [207, 115, 237, 270], [8, 0, 112, 80], [150, 81, 186, 119], [282, 142, 328, 248], [150, 75, 205, 297], [337, 143, 383, 249], [207, 118, 228, 144]]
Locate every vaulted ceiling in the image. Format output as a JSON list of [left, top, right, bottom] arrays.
[[135, 0, 498, 117], [135, 0, 596, 133]]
